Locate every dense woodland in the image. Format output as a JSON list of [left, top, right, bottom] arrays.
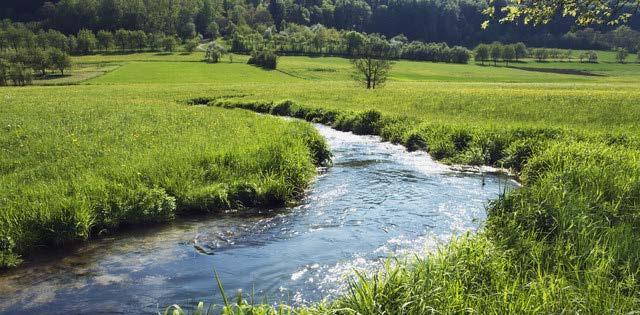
[[2, 0, 640, 52]]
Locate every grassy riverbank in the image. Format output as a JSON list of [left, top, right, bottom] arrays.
[[0, 87, 329, 268], [2, 51, 640, 312], [209, 99, 640, 313]]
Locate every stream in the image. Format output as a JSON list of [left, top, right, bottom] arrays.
[[0, 123, 517, 314]]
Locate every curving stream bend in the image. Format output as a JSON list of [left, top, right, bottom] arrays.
[[0, 123, 517, 314]]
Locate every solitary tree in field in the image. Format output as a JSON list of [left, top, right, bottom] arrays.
[[490, 42, 502, 66], [351, 34, 395, 89], [616, 47, 629, 63], [474, 44, 490, 65], [502, 45, 516, 66]]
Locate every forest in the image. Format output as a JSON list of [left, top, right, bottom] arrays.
[[2, 0, 640, 50]]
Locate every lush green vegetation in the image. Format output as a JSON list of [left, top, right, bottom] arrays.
[[5, 0, 640, 52], [0, 81, 330, 268], [2, 49, 640, 313]]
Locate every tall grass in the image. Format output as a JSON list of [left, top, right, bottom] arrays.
[[0, 93, 329, 268], [192, 99, 640, 313]]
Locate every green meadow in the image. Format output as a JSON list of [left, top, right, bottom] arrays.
[[3, 51, 640, 312]]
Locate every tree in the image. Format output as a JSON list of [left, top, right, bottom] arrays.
[[248, 49, 278, 69], [616, 47, 629, 63], [345, 31, 366, 56], [206, 21, 220, 39], [490, 42, 502, 66], [474, 44, 490, 65], [148, 33, 165, 51], [131, 30, 147, 51], [185, 37, 200, 53], [502, 45, 515, 66], [205, 43, 226, 63], [97, 30, 114, 51], [162, 36, 178, 52], [0, 58, 9, 86], [76, 29, 97, 55], [533, 48, 549, 62], [27, 48, 49, 76], [580, 50, 598, 63], [350, 34, 394, 89], [47, 48, 71, 75], [9, 63, 33, 86], [514, 42, 527, 61], [268, 0, 286, 31], [114, 29, 129, 51]]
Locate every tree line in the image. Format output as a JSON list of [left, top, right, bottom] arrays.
[[3, 0, 640, 51], [0, 21, 72, 86], [230, 24, 472, 64], [472, 42, 608, 65]]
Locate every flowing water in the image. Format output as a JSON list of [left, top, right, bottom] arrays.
[[0, 124, 517, 314]]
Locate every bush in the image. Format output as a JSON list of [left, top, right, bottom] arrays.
[[247, 49, 278, 69], [185, 38, 199, 53], [204, 43, 226, 63]]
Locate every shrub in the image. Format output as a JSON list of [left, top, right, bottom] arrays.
[[247, 49, 278, 69], [185, 38, 199, 53], [205, 43, 226, 63]]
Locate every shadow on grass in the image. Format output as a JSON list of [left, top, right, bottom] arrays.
[[509, 66, 605, 77]]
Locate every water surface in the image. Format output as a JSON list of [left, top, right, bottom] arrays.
[[0, 124, 516, 314]]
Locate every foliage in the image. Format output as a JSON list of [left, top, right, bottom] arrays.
[[46, 47, 72, 75], [7, 62, 32, 86], [248, 49, 278, 69], [487, 0, 640, 26], [0, 86, 329, 269], [163, 36, 178, 52], [616, 47, 630, 63], [350, 34, 394, 89], [205, 43, 227, 63], [185, 37, 200, 53]]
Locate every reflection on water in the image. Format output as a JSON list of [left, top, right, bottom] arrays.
[[0, 124, 517, 314]]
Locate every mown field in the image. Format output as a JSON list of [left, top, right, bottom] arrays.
[[3, 50, 640, 313]]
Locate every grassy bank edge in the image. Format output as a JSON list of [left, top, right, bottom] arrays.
[[163, 97, 640, 313], [0, 113, 332, 270]]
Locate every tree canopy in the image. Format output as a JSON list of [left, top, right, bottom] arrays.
[[487, 0, 640, 27]]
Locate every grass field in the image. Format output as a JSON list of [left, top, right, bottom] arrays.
[[3, 50, 640, 313]]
